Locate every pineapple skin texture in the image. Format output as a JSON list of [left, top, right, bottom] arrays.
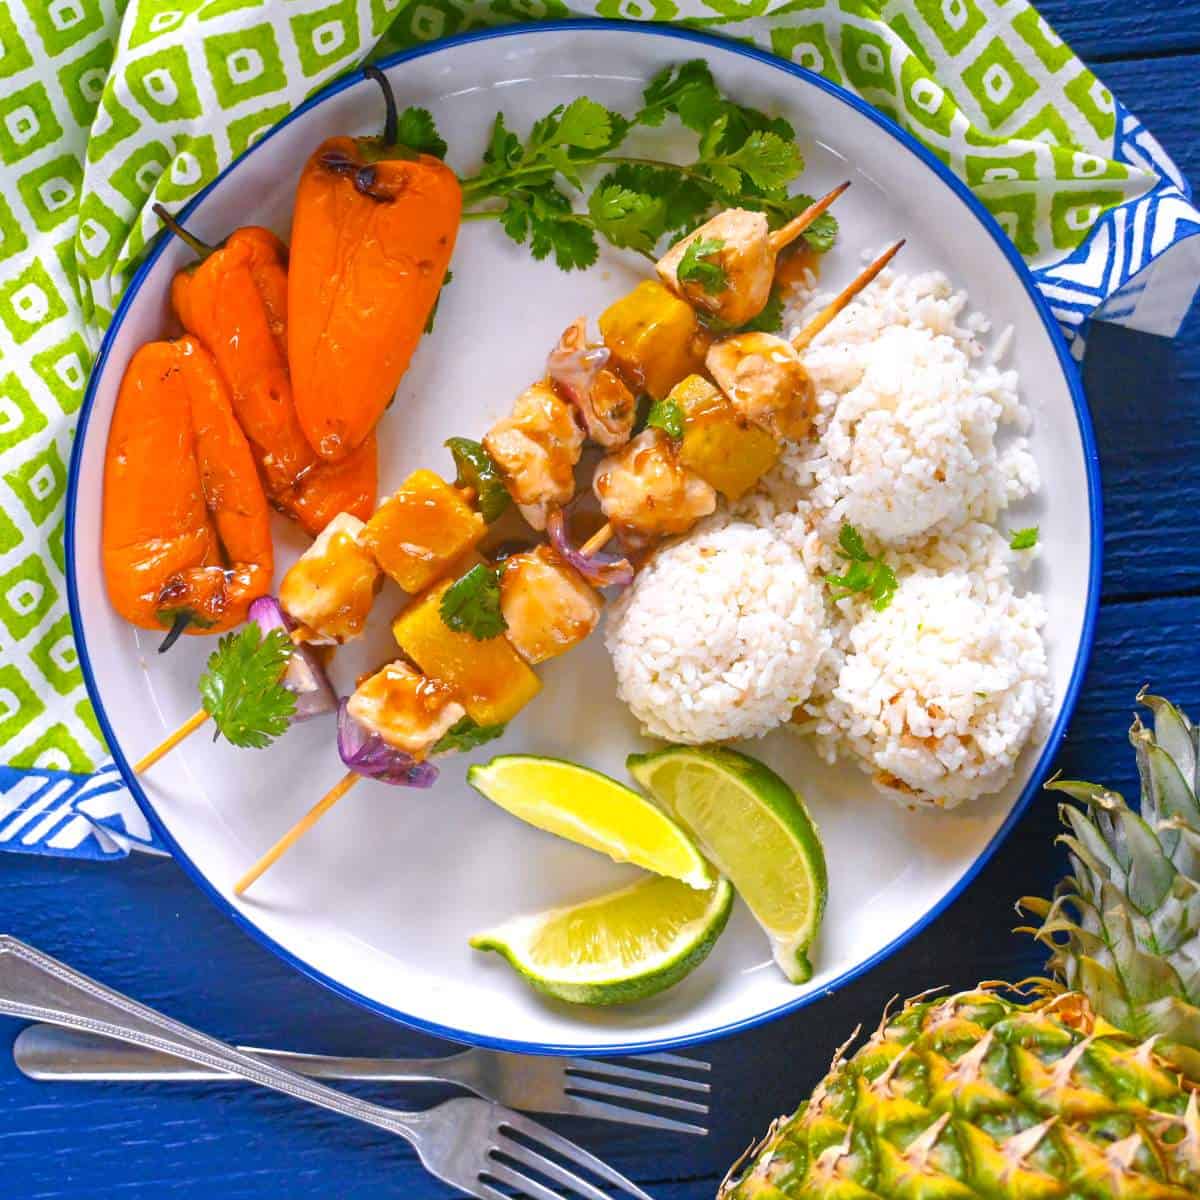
[[720, 988, 1200, 1200]]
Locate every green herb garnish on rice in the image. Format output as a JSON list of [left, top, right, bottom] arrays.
[[825, 522, 897, 611]]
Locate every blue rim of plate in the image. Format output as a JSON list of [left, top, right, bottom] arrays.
[[66, 19, 1103, 1055]]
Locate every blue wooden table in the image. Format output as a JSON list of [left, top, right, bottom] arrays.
[[4, 7, 1200, 1197]]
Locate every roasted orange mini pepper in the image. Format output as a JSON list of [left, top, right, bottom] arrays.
[[288, 67, 462, 462], [158, 207, 377, 536], [102, 336, 273, 647]]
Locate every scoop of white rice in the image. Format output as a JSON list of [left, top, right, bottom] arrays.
[[605, 522, 829, 744], [809, 544, 1050, 810], [777, 267, 1038, 548]]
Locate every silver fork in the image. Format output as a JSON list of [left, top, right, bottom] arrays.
[[15, 1024, 710, 1134], [0, 937, 652, 1200]]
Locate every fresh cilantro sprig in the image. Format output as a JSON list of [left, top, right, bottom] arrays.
[[433, 716, 506, 755], [646, 398, 685, 440], [198, 625, 296, 749], [439, 563, 507, 640], [677, 237, 728, 295], [825, 523, 897, 612], [1009, 526, 1039, 550], [455, 61, 832, 271]]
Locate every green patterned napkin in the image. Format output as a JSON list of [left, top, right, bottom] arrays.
[[0, 0, 1196, 855]]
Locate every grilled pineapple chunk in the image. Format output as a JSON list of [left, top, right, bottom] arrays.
[[670, 375, 780, 502], [598, 281, 710, 401], [392, 575, 541, 727], [361, 469, 484, 594]]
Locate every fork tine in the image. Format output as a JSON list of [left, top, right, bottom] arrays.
[[627, 1052, 711, 1072], [493, 1132, 612, 1200], [498, 1110, 655, 1200], [476, 1182, 511, 1200], [487, 1159, 575, 1200], [567, 1075, 709, 1114], [566, 1058, 711, 1094], [561, 1094, 708, 1136]]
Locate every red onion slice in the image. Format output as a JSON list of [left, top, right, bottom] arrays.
[[248, 595, 338, 723], [336, 700, 439, 787], [547, 318, 626, 447], [546, 506, 634, 589]]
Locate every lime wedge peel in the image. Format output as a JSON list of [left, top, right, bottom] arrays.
[[471, 875, 734, 1006], [628, 746, 827, 984], [467, 754, 713, 890]]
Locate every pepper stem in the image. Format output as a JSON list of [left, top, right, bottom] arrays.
[[157, 611, 192, 654], [363, 65, 398, 148], [153, 203, 215, 261]]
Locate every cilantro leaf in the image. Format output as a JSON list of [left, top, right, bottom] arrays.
[[677, 237, 728, 295], [825, 522, 897, 611], [483, 112, 522, 172], [588, 183, 665, 255], [496, 183, 599, 271], [719, 131, 802, 194], [199, 625, 296, 749], [838, 521, 870, 562], [433, 716, 507, 755], [637, 60, 719, 129], [396, 107, 447, 159], [445, 435, 510, 523], [646, 398, 685, 440], [1009, 526, 1039, 550], [439, 563, 507, 640], [555, 97, 618, 151]]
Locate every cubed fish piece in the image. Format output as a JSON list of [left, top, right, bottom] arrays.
[[705, 332, 816, 443], [483, 381, 584, 530], [346, 660, 466, 759], [656, 209, 774, 327], [279, 512, 381, 643], [593, 429, 716, 547], [500, 546, 603, 665]]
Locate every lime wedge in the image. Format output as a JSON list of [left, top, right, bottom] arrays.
[[628, 746, 827, 983], [471, 875, 733, 1005], [468, 754, 713, 889]]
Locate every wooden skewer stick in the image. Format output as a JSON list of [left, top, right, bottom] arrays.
[[767, 181, 851, 254], [234, 770, 359, 896], [791, 239, 906, 354], [133, 708, 210, 774]]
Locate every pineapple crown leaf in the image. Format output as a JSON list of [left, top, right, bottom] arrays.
[[1025, 694, 1200, 1088]]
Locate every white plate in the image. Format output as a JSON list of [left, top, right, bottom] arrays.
[[68, 22, 1101, 1053]]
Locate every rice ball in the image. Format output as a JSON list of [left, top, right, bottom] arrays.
[[814, 566, 1050, 809], [822, 323, 1032, 544], [605, 522, 830, 744]]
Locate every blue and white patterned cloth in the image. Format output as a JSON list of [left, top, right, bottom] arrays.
[[0, 763, 167, 860], [1037, 101, 1200, 353]]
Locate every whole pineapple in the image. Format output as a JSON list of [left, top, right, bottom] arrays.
[[720, 693, 1200, 1199]]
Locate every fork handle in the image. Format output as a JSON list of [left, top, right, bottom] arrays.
[[15, 1023, 476, 1086], [0, 938, 426, 1139]]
